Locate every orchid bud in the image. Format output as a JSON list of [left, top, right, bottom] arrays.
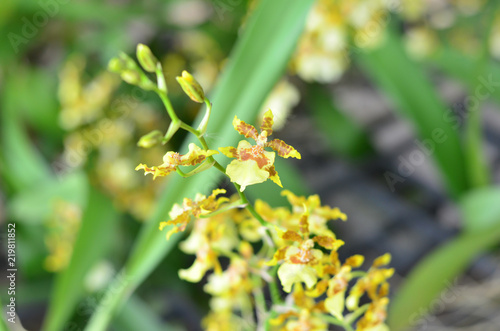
[[136, 43, 158, 73], [176, 70, 205, 103], [137, 130, 163, 148]]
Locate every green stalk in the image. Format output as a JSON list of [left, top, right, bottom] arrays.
[[235, 183, 271, 227], [156, 89, 180, 123], [268, 265, 283, 305], [344, 304, 369, 325], [252, 274, 268, 329], [322, 314, 354, 331]]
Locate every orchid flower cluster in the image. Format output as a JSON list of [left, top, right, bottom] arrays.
[[109, 44, 393, 331]]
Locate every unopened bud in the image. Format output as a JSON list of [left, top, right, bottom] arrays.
[[136, 44, 158, 73], [137, 130, 163, 148], [176, 70, 205, 103], [119, 52, 139, 70], [108, 57, 125, 73], [120, 70, 140, 85]]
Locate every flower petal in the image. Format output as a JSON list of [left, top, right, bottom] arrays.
[[313, 236, 344, 250], [318, 206, 348, 221], [282, 230, 302, 242], [225, 159, 269, 191], [266, 246, 289, 266], [345, 255, 365, 268], [325, 291, 345, 320], [219, 146, 238, 158], [268, 165, 283, 187], [266, 138, 301, 159], [180, 143, 218, 166], [178, 259, 210, 283], [135, 163, 175, 179], [278, 263, 318, 293], [260, 109, 274, 137], [373, 253, 391, 267], [361, 324, 390, 331], [233, 116, 258, 140], [305, 279, 329, 297]]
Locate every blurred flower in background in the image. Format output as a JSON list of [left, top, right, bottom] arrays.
[[292, 0, 394, 83], [44, 200, 81, 272]]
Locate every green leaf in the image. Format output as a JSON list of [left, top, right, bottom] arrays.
[[9, 171, 88, 225], [84, 0, 315, 329], [1, 71, 53, 191], [431, 47, 500, 105], [356, 29, 468, 198], [426, 5, 499, 189], [461, 187, 500, 233], [42, 188, 119, 331], [11, 67, 62, 139], [388, 185, 500, 330], [388, 225, 500, 331], [307, 84, 373, 159], [114, 295, 181, 331]]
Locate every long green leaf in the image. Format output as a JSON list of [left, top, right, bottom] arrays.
[[114, 295, 179, 331], [8, 171, 88, 225], [42, 188, 119, 331], [84, 0, 315, 329], [356, 29, 468, 198], [1, 68, 53, 192], [307, 84, 373, 159], [461, 187, 500, 233], [388, 224, 500, 331], [431, 47, 500, 104], [388, 186, 500, 330]]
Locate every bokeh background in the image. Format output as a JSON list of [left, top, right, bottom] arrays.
[[2, 0, 500, 330]]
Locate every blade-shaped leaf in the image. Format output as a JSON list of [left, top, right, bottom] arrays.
[[461, 187, 500, 233], [388, 185, 500, 330], [42, 188, 119, 331], [8, 171, 88, 225], [388, 224, 500, 331], [1, 71, 53, 192], [431, 47, 500, 104], [356, 29, 468, 198], [114, 295, 180, 331], [307, 84, 373, 159]]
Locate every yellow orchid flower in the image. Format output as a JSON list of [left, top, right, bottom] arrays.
[[136, 143, 218, 179], [220, 109, 301, 191], [177, 210, 240, 283], [268, 213, 344, 293], [270, 284, 328, 331], [346, 254, 394, 311], [281, 190, 347, 237], [159, 189, 228, 239], [355, 298, 390, 331]]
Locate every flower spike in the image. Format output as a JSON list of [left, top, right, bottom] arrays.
[[136, 143, 218, 179]]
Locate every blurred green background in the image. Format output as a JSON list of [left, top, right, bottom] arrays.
[[2, 0, 500, 330]]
